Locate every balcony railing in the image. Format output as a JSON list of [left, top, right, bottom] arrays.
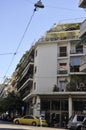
[[58, 52, 67, 57], [80, 19, 86, 37], [21, 89, 31, 99], [38, 30, 79, 42], [17, 77, 33, 92], [21, 62, 34, 80], [70, 50, 83, 54], [80, 55, 86, 65], [70, 66, 79, 72], [57, 70, 68, 74]]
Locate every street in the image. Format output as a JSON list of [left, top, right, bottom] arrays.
[[0, 120, 66, 130]]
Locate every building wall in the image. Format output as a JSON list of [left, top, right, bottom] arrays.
[[33, 43, 57, 93]]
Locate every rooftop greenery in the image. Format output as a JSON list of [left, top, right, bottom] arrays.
[[38, 23, 80, 42]]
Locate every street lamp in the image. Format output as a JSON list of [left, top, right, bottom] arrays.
[[34, 0, 44, 11]]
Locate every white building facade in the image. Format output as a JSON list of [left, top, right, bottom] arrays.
[[15, 23, 86, 127], [78, 0, 86, 72]]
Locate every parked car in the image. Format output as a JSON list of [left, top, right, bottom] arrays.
[[13, 115, 47, 126], [67, 114, 86, 130], [81, 118, 86, 130], [36, 116, 48, 126]]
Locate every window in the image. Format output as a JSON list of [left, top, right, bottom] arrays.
[[58, 63, 67, 74], [35, 50, 37, 56], [77, 116, 85, 121], [52, 101, 60, 110], [34, 82, 36, 90], [59, 46, 67, 57], [70, 57, 80, 72], [59, 63, 67, 70], [70, 57, 80, 66], [24, 115, 34, 119], [41, 101, 50, 111], [61, 100, 68, 110], [34, 66, 37, 73], [59, 81, 66, 91], [76, 45, 83, 53]]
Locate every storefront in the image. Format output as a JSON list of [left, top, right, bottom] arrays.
[[25, 92, 86, 127]]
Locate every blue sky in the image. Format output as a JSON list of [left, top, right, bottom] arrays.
[[0, 0, 86, 83]]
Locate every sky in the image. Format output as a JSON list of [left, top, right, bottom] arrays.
[[0, 0, 86, 83]]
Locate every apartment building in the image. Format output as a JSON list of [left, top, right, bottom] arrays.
[[0, 78, 13, 98], [79, 0, 86, 8], [78, 0, 86, 72], [14, 23, 86, 127]]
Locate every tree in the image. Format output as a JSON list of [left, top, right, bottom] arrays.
[[66, 75, 86, 91], [66, 82, 77, 91], [53, 84, 59, 92], [0, 91, 26, 117]]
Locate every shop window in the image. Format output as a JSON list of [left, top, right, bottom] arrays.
[[52, 101, 60, 110], [73, 101, 86, 111], [61, 100, 68, 110], [41, 101, 50, 111]]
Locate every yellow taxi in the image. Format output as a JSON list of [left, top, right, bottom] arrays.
[[13, 115, 47, 126]]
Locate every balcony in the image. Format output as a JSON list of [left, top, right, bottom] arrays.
[[70, 50, 83, 55], [17, 77, 33, 92], [79, 20, 86, 37], [57, 70, 68, 74], [20, 87, 32, 99], [21, 62, 34, 80], [38, 30, 79, 42], [70, 45, 83, 55], [79, 0, 86, 8], [58, 52, 67, 57], [70, 66, 80, 72], [80, 19, 86, 37], [80, 55, 86, 72]]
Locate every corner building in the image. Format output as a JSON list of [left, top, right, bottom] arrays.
[[15, 23, 86, 127], [78, 0, 86, 72]]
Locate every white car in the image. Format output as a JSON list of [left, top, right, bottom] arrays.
[[67, 114, 86, 130]]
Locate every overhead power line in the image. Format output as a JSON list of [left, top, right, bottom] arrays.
[[0, 52, 15, 55], [0, 51, 25, 56], [45, 5, 79, 12], [1, 0, 45, 83], [24, 0, 79, 12], [24, 0, 34, 4], [15, 11, 35, 54], [1, 9, 36, 83]]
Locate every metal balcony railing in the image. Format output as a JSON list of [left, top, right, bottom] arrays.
[[17, 77, 33, 92], [70, 50, 83, 54], [57, 70, 68, 74], [80, 55, 86, 72], [21, 62, 34, 80], [80, 20, 86, 33], [58, 52, 67, 57], [80, 55, 86, 65], [70, 66, 80, 72]]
